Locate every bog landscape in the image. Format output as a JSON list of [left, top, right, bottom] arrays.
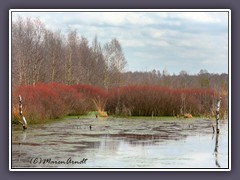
[[11, 12, 229, 169]]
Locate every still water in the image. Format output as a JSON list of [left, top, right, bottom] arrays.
[[12, 118, 229, 169]]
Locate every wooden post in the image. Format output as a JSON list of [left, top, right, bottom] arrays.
[[216, 97, 221, 134], [19, 95, 27, 130], [214, 133, 221, 168]]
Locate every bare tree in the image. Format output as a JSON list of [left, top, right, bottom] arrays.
[[28, 18, 46, 85], [76, 36, 92, 84], [103, 38, 127, 87], [42, 30, 64, 83], [90, 36, 107, 87], [12, 17, 24, 87], [65, 30, 79, 85], [12, 17, 46, 86]]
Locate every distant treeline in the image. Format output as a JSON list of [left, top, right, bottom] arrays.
[[12, 17, 228, 92]]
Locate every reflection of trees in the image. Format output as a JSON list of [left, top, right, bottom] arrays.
[[99, 138, 120, 155], [111, 134, 159, 146], [98, 134, 187, 156], [214, 133, 221, 168], [124, 135, 163, 146], [97, 134, 158, 156]]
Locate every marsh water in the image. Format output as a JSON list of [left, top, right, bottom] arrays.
[[12, 117, 229, 169]]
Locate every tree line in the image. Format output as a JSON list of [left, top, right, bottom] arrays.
[[12, 17, 228, 93], [12, 17, 127, 88], [124, 70, 228, 92]]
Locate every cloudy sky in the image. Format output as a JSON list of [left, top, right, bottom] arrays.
[[11, 10, 229, 75]]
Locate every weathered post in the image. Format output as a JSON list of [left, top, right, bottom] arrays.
[[214, 133, 221, 168], [215, 97, 221, 134], [212, 97, 222, 167], [19, 95, 27, 130]]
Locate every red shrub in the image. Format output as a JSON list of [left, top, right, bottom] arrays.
[[71, 84, 108, 111], [106, 85, 216, 117], [12, 83, 65, 123], [12, 83, 89, 123], [12, 83, 223, 123], [71, 84, 107, 99], [48, 83, 88, 115]]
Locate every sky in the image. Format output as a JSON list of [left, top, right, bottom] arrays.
[[11, 10, 229, 75]]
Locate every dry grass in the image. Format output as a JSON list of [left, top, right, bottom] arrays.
[[92, 97, 108, 117], [98, 111, 108, 117], [184, 113, 193, 119]]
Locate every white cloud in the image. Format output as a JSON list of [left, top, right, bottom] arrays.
[[120, 39, 145, 47], [84, 12, 155, 26], [174, 12, 221, 23]]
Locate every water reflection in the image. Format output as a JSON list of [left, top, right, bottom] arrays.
[[214, 133, 221, 168], [17, 130, 27, 162], [98, 133, 187, 147], [12, 118, 228, 168]]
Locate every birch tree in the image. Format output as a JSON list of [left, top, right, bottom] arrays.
[[65, 30, 78, 85], [91, 36, 107, 87], [12, 17, 46, 86], [42, 30, 64, 83], [103, 38, 127, 87]]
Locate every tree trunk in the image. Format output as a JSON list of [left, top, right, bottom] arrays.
[[19, 95, 27, 130], [216, 97, 221, 134]]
